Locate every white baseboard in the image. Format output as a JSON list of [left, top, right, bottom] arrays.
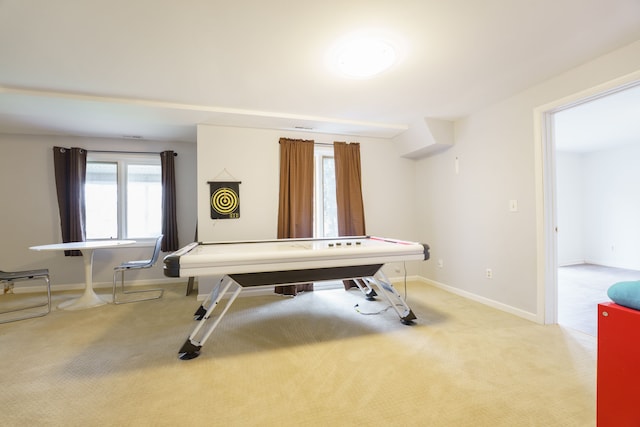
[[416, 277, 539, 323], [9, 277, 186, 294], [557, 260, 586, 267]]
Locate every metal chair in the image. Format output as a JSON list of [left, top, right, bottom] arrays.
[[0, 268, 51, 323], [112, 235, 164, 304]]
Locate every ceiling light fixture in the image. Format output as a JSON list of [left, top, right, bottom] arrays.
[[329, 33, 398, 79]]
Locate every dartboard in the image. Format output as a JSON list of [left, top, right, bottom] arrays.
[[208, 181, 241, 219], [211, 187, 239, 214]]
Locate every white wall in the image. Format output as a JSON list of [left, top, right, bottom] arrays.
[[195, 125, 418, 295], [196, 126, 280, 242], [415, 106, 539, 316], [558, 144, 640, 270], [414, 39, 640, 319], [556, 151, 585, 265], [0, 134, 197, 289], [583, 143, 640, 269]]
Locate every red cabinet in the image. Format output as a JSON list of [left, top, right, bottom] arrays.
[[597, 302, 640, 426]]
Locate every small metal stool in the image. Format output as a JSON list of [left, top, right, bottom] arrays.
[[0, 269, 51, 323]]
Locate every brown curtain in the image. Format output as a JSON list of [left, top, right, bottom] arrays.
[[160, 150, 179, 252], [334, 142, 366, 289], [275, 138, 314, 295], [53, 146, 87, 256], [334, 142, 366, 236]]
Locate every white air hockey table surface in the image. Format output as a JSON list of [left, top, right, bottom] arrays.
[[164, 236, 429, 278]]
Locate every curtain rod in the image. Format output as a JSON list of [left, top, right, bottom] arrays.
[[314, 142, 359, 147], [89, 149, 177, 156]]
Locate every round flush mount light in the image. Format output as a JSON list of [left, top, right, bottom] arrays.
[[328, 32, 399, 79]]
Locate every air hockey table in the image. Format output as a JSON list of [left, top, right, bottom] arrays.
[[164, 236, 430, 360]]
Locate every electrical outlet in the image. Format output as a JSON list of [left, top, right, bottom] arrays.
[[485, 268, 493, 279], [437, 259, 443, 268]]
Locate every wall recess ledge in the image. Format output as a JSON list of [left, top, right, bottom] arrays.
[[394, 117, 454, 159]]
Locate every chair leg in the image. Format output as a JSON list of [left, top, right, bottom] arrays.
[[0, 275, 51, 324], [112, 270, 163, 305]]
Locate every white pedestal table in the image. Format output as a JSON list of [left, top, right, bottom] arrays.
[[30, 240, 135, 310]]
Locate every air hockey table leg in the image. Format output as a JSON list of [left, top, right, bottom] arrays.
[[179, 277, 242, 360], [192, 276, 225, 320], [352, 278, 378, 300], [368, 272, 416, 325]]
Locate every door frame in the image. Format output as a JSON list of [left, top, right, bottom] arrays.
[[535, 71, 640, 324]]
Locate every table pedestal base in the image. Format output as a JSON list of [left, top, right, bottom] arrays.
[[58, 290, 107, 310], [58, 248, 108, 311]]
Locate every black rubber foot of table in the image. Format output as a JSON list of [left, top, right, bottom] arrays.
[[401, 309, 417, 325], [179, 351, 200, 360], [178, 339, 202, 360]]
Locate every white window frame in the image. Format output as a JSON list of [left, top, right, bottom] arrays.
[[85, 152, 161, 242]]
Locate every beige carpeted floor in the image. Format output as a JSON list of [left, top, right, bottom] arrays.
[[1, 281, 595, 426]]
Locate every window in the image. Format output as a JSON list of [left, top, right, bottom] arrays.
[[85, 153, 162, 240], [314, 145, 338, 237]]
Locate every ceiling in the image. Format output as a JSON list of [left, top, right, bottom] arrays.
[[1, 0, 640, 143], [554, 83, 640, 152]]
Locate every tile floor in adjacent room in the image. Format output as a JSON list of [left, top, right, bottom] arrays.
[[558, 264, 640, 336]]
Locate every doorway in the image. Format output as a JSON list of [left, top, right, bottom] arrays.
[[539, 76, 640, 328]]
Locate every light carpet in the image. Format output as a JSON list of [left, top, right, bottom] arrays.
[[0, 281, 596, 426]]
